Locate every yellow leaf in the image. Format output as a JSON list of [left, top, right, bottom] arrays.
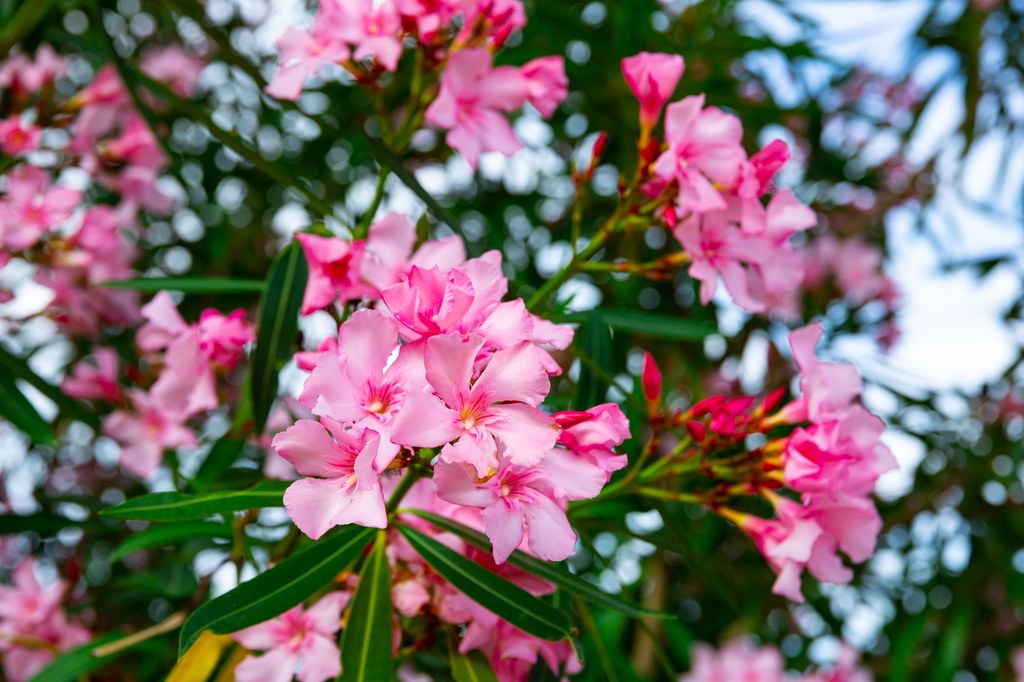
[[167, 631, 232, 682], [213, 645, 250, 682]]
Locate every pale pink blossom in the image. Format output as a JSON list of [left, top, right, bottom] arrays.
[[232, 592, 348, 682], [391, 333, 557, 477], [782, 323, 862, 423], [323, 0, 404, 71], [424, 48, 530, 168], [149, 332, 219, 417], [274, 421, 388, 538], [0, 45, 67, 93], [653, 95, 748, 214], [139, 45, 206, 97], [621, 52, 685, 130], [62, 347, 122, 402], [459, 0, 527, 46], [0, 166, 81, 250], [518, 56, 568, 117], [103, 388, 198, 478], [266, 27, 350, 101], [0, 559, 89, 682], [0, 118, 42, 156], [553, 404, 630, 478], [195, 308, 255, 369], [360, 213, 466, 293], [297, 233, 370, 314], [680, 638, 786, 682], [136, 291, 189, 352], [392, 578, 431, 617]]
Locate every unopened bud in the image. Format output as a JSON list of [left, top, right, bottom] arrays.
[[685, 420, 706, 442], [641, 351, 662, 403], [553, 410, 592, 429]]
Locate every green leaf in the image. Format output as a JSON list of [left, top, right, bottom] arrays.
[[339, 531, 393, 682], [27, 633, 131, 682], [100, 481, 289, 522], [402, 510, 668, 619], [0, 346, 96, 427], [100, 277, 266, 294], [931, 605, 971, 682], [0, 0, 57, 55], [111, 521, 233, 561], [179, 525, 375, 655], [249, 241, 308, 433], [0, 377, 52, 445], [191, 438, 247, 491], [450, 644, 498, 682], [397, 524, 572, 642], [558, 309, 714, 341], [574, 310, 611, 410]]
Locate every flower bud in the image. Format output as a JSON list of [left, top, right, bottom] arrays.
[[641, 351, 662, 403]]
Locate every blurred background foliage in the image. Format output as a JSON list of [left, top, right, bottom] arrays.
[[3, 0, 1024, 679]]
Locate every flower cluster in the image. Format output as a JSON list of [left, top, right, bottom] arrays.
[[680, 637, 872, 682], [66, 292, 254, 478], [0, 559, 90, 682], [644, 322, 894, 602], [275, 217, 628, 567], [0, 44, 203, 336], [266, 0, 567, 168]]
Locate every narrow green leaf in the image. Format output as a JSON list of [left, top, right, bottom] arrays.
[[111, 521, 232, 561], [100, 481, 289, 522], [557, 309, 714, 341], [574, 311, 611, 410], [450, 644, 498, 682], [27, 633, 130, 682], [0, 0, 57, 55], [0, 512, 92, 535], [100, 277, 265, 294], [0, 346, 96, 426], [0, 378, 52, 445], [397, 525, 571, 642], [339, 531, 393, 682], [402, 510, 668, 619], [192, 438, 247, 491], [249, 241, 308, 433], [179, 525, 375, 655], [931, 605, 971, 682]]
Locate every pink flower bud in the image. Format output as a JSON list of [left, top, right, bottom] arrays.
[[641, 351, 662, 403], [621, 52, 685, 130], [685, 420, 706, 442], [553, 410, 593, 429]]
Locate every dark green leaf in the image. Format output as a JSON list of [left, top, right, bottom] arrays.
[[0, 346, 96, 427], [397, 524, 572, 642], [100, 481, 289, 522], [339, 531, 393, 682], [931, 605, 971, 682], [100, 277, 266, 294], [27, 633, 130, 682], [450, 644, 498, 682], [573, 311, 611, 410], [0, 378, 52, 445], [249, 241, 308, 433], [191, 438, 247, 491], [111, 521, 233, 561], [558, 309, 714, 341], [179, 525, 374, 655], [402, 510, 669, 619], [0, 512, 92, 535]]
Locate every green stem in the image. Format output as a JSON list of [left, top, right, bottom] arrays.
[[526, 228, 612, 313], [386, 469, 422, 516], [634, 487, 706, 504], [354, 167, 390, 239]]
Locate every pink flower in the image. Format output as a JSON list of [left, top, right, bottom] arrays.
[[459, 0, 527, 46], [782, 323, 862, 423], [360, 213, 466, 293], [680, 638, 786, 682], [232, 592, 348, 682], [553, 404, 630, 478], [149, 331, 219, 417], [424, 48, 530, 168], [274, 421, 388, 539], [434, 447, 604, 563], [518, 56, 568, 117], [738, 139, 790, 197], [0, 118, 43, 156], [195, 308, 255, 369], [802, 643, 873, 682], [738, 495, 853, 602], [299, 309, 419, 469], [0, 559, 89, 682], [621, 52, 685, 131], [102, 114, 167, 171], [62, 347, 122, 402], [392, 578, 431, 617], [653, 95, 747, 214], [297, 233, 370, 315], [103, 388, 198, 478], [139, 45, 206, 97], [136, 291, 189, 352], [395, 0, 462, 42], [323, 0, 404, 71], [265, 27, 350, 101], [0, 45, 67, 93], [0, 167, 81, 250], [391, 333, 558, 477]]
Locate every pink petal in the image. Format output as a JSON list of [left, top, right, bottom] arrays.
[[473, 342, 550, 406], [482, 500, 525, 564], [433, 461, 498, 507], [297, 633, 342, 682], [390, 389, 461, 447], [425, 333, 484, 406], [235, 647, 301, 682], [522, 494, 576, 562], [272, 420, 351, 478], [487, 403, 558, 468]]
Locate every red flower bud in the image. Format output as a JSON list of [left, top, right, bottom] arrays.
[[641, 351, 662, 403], [590, 132, 608, 169], [760, 386, 787, 415], [685, 420, 706, 442]]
